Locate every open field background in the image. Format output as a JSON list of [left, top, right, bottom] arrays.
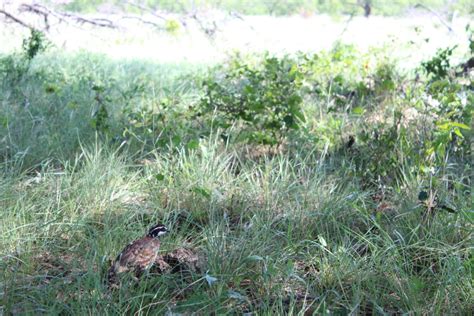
[[0, 1, 473, 314], [1, 3, 472, 64]]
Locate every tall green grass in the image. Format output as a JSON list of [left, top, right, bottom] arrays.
[[0, 46, 472, 314], [0, 51, 205, 170], [1, 138, 471, 314]]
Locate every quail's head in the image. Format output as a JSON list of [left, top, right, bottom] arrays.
[[147, 223, 168, 238]]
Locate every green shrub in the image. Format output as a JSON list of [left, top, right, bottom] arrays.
[[197, 54, 306, 145], [121, 96, 198, 150], [0, 29, 49, 90], [421, 46, 456, 81], [22, 29, 50, 61], [424, 79, 473, 165]]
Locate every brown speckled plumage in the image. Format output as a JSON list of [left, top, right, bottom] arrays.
[[107, 223, 167, 288]]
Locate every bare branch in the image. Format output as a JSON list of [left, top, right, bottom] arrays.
[[124, 1, 167, 21], [414, 3, 453, 32], [0, 8, 35, 30], [19, 3, 54, 30], [189, 13, 219, 38], [337, 10, 356, 39], [120, 15, 163, 28], [59, 11, 116, 28], [18, 3, 116, 29]]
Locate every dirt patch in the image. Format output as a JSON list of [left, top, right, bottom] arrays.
[[151, 247, 203, 275], [29, 251, 90, 288]]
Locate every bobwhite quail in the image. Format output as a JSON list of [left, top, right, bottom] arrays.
[[107, 223, 168, 288]]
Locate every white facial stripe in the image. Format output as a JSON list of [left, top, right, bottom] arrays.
[[149, 225, 167, 236]]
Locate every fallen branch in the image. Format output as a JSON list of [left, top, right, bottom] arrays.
[[59, 12, 116, 28], [120, 15, 163, 28], [0, 8, 35, 30], [2, 1, 244, 37], [18, 3, 116, 30], [19, 3, 53, 30]]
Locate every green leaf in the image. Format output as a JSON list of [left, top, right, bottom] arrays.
[[187, 139, 199, 150], [155, 174, 165, 181], [436, 123, 449, 131], [450, 122, 470, 130], [92, 84, 104, 92], [295, 110, 306, 122], [172, 135, 181, 145], [352, 106, 364, 115], [243, 84, 254, 94], [157, 138, 168, 148], [247, 255, 264, 262], [453, 128, 464, 138], [192, 186, 210, 198], [288, 94, 302, 106]]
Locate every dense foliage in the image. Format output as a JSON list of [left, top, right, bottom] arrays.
[[0, 30, 472, 314], [197, 55, 305, 145]]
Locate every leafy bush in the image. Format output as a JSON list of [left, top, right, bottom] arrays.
[[197, 55, 306, 145], [0, 55, 29, 88], [418, 41, 473, 167], [423, 79, 473, 165], [121, 96, 198, 150], [421, 46, 455, 81], [0, 29, 49, 90], [22, 29, 50, 61], [300, 45, 398, 117], [90, 84, 111, 133]]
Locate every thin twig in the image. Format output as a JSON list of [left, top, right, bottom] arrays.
[[120, 15, 163, 28], [124, 1, 167, 21], [337, 11, 356, 40], [414, 3, 453, 32]]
